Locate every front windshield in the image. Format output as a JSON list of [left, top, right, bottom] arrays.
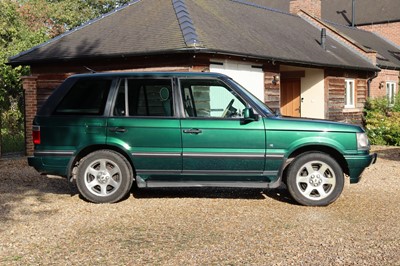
[[227, 78, 274, 116]]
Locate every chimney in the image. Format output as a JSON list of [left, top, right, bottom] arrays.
[[290, 0, 322, 18], [351, 0, 356, 27], [321, 28, 326, 50]]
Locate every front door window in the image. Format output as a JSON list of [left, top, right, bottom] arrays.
[[180, 79, 246, 119]]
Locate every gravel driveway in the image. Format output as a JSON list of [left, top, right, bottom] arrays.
[[1, 146, 399, 265]]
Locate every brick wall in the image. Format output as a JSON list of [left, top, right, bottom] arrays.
[[22, 75, 38, 155], [263, 65, 280, 111], [290, 0, 321, 17], [325, 71, 367, 124], [369, 69, 399, 98], [359, 22, 400, 48]]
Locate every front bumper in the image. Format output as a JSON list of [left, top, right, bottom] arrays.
[[345, 152, 377, 183]]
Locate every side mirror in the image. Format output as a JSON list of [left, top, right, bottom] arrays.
[[274, 108, 281, 117], [241, 108, 259, 124]]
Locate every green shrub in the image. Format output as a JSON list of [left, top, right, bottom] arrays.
[[1, 98, 25, 154], [364, 93, 400, 146]]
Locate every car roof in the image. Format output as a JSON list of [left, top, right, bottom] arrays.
[[69, 72, 230, 79]]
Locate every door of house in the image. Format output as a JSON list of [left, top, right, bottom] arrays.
[[280, 78, 301, 117]]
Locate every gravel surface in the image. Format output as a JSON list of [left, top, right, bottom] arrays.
[[0, 146, 399, 265]]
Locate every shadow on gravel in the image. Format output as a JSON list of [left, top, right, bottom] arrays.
[[373, 147, 400, 162], [0, 158, 74, 223], [131, 186, 297, 204], [0, 158, 298, 224]]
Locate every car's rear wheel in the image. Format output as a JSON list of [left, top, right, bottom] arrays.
[[76, 150, 133, 203], [286, 152, 344, 206]]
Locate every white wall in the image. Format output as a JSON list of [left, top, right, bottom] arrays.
[[301, 68, 325, 119], [210, 60, 265, 101]]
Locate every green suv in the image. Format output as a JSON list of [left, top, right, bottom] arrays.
[[28, 72, 377, 206]]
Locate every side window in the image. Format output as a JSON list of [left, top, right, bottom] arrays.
[[180, 79, 246, 118], [386, 81, 396, 106], [345, 79, 355, 108], [55, 78, 112, 115], [113, 79, 173, 117]]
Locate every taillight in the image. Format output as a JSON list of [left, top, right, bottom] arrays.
[[32, 126, 41, 145]]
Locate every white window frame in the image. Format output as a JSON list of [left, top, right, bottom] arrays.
[[386, 81, 396, 106], [345, 79, 355, 108]]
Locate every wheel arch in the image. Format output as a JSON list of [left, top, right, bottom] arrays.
[[282, 145, 349, 184], [67, 144, 136, 180]]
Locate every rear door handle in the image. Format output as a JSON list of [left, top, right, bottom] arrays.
[[109, 127, 126, 133], [183, 128, 202, 134]]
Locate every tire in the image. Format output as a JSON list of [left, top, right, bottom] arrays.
[[76, 150, 133, 203], [286, 152, 344, 206]]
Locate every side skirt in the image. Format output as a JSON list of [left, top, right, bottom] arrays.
[[136, 175, 282, 189]]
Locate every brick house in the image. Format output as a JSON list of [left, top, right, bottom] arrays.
[[257, 0, 400, 101], [321, 0, 400, 47], [321, 0, 400, 103], [9, 0, 396, 155]]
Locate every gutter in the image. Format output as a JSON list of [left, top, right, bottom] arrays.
[[367, 72, 378, 98], [196, 49, 380, 72], [7, 47, 380, 73]]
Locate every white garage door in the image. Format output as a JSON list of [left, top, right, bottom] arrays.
[[210, 60, 265, 101]]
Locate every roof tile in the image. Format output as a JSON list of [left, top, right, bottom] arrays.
[[9, 0, 379, 71]]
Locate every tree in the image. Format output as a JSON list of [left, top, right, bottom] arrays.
[[1, 0, 132, 110], [1, 0, 48, 110], [0, 0, 131, 152]]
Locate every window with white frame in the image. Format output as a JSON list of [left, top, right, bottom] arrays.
[[386, 81, 396, 106], [345, 79, 355, 108]]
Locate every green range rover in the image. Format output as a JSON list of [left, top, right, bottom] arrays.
[[28, 72, 377, 206]]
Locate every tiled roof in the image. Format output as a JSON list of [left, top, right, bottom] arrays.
[[9, 0, 377, 71], [10, 0, 186, 62], [321, 0, 400, 26], [329, 24, 400, 70], [243, 0, 400, 26]]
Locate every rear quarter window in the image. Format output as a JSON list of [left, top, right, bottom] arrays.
[[54, 78, 112, 115]]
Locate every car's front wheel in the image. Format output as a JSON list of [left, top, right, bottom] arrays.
[[76, 150, 133, 203], [286, 152, 344, 206]]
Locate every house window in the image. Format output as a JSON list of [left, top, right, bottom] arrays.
[[345, 79, 355, 108], [386, 81, 396, 106]]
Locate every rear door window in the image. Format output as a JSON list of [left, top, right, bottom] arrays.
[[113, 79, 173, 117]]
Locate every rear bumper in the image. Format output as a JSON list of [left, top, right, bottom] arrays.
[[28, 156, 69, 177], [28, 156, 43, 171], [345, 153, 377, 183]]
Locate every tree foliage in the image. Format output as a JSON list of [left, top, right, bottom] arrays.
[[1, 0, 46, 110], [0, 0, 131, 137], [1, 0, 131, 106]]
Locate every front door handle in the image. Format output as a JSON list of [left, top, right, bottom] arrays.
[[183, 128, 202, 134], [109, 127, 126, 133]]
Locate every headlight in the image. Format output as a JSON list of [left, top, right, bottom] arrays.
[[357, 133, 370, 150]]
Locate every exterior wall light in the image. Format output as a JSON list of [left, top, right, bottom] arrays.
[[379, 81, 385, 89], [273, 74, 280, 84]]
